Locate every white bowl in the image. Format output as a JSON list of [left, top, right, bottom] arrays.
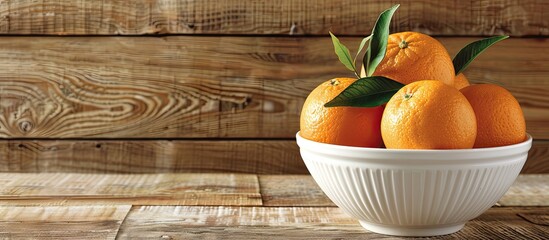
[[296, 132, 532, 237]]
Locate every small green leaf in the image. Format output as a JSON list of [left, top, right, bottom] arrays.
[[325, 76, 404, 107], [353, 35, 371, 74], [364, 4, 399, 77], [453, 35, 509, 75], [329, 32, 356, 73]]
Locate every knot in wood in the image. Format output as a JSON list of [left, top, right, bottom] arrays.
[[18, 121, 33, 133], [220, 96, 252, 112], [289, 22, 297, 35]]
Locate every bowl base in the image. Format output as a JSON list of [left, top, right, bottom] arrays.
[[359, 221, 465, 237]]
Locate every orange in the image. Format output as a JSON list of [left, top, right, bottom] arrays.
[[381, 80, 477, 149], [300, 78, 384, 147], [454, 73, 470, 90], [460, 84, 526, 148], [361, 32, 455, 86]]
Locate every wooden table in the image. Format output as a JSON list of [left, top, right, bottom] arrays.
[[0, 173, 547, 239]]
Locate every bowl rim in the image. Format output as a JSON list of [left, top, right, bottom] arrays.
[[296, 131, 533, 161]]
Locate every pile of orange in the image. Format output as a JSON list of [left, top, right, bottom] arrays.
[[300, 32, 526, 149]]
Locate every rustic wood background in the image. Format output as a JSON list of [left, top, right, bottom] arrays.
[[0, 0, 547, 174]]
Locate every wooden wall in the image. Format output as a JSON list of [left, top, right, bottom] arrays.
[[0, 0, 547, 173]]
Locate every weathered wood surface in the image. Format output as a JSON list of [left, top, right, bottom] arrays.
[[0, 173, 262, 206], [259, 175, 335, 206], [0, 0, 546, 36], [0, 36, 318, 138], [522, 140, 549, 174], [258, 174, 549, 208], [498, 174, 549, 207], [1, 173, 546, 207], [0, 37, 546, 139], [117, 206, 549, 239], [0, 205, 131, 239], [0, 174, 547, 238], [0, 139, 546, 174], [0, 140, 304, 174]]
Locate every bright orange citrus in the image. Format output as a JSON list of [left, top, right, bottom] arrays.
[[381, 80, 477, 149], [454, 73, 470, 90], [460, 84, 526, 148], [361, 32, 455, 86], [300, 78, 384, 147]]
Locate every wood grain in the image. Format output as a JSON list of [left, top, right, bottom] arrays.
[[0, 36, 323, 138], [0, 173, 545, 207], [0, 0, 546, 36], [0, 205, 131, 240], [522, 140, 549, 174], [117, 206, 370, 239], [0, 37, 547, 139], [498, 174, 549, 207], [117, 206, 549, 239], [259, 175, 334, 207], [0, 173, 262, 206], [0, 139, 547, 174], [0, 140, 305, 174], [0, 174, 546, 238], [258, 174, 549, 208]]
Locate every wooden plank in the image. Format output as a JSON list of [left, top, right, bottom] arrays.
[[0, 139, 547, 174], [117, 206, 368, 239], [260, 174, 549, 207], [0, 140, 305, 174], [498, 174, 549, 207], [457, 207, 549, 239], [117, 206, 549, 239], [0, 173, 262, 206], [5, 173, 541, 207], [0, 36, 320, 139], [0, 205, 131, 240], [0, 173, 546, 206], [0, 37, 547, 139], [259, 175, 335, 207], [522, 140, 549, 174], [0, 0, 546, 36]]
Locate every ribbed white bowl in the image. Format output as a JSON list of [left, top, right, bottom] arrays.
[[296, 132, 532, 236]]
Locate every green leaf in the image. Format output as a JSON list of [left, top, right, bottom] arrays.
[[364, 4, 399, 77], [353, 35, 371, 73], [329, 32, 356, 73], [453, 35, 509, 75], [324, 76, 404, 107]]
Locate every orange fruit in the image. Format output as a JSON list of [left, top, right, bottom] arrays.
[[454, 73, 470, 90], [381, 80, 477, 149], [460, 84, 526, 148], [361, 32, 455, 86], [300, 78, 384, 147]]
